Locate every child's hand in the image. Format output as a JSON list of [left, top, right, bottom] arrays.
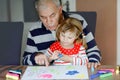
[[50, 50, 60, 60], [60, 55, 72, 63]]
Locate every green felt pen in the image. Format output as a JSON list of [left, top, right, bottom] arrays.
[[100, 72, 112, 78]]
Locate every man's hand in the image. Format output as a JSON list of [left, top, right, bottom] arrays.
[[35, 53, 49, 66], [87, 62, 101, 69]]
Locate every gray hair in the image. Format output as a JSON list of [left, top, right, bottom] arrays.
[[35, 0, 61, 9]]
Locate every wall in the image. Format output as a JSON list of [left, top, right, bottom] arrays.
[[61, 0, 76, 11], [0, 0, 9, 21], [76, 0, 117, 65], [10, 0, 23, 21], [117, 0, 120, 65]]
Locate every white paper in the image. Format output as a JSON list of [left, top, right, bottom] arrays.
[[21, 65, 89, 80]]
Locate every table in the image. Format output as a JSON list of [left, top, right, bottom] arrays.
[[0, 65, 120, 80], [0, 65, 26, 80]]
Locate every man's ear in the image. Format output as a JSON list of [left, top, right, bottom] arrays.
[[59, 6, 63, 13]]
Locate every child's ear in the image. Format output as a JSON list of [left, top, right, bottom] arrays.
[[79, 32, 85, 39], [79, 32, 83, 39]]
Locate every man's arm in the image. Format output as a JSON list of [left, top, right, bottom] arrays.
[[22, 21, 54, 66], [85, 30, 101, 63], [22, 31, 39, 65], [83, 26, 101, 68], [69, 13, 101, 67], [22, 32, 49, 66]]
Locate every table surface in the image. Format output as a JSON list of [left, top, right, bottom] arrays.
[[0, 65, 120, 80]]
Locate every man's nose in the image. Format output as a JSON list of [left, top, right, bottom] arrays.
[[46, 18, 52, 25]]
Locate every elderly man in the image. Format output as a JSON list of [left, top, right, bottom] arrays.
[[23, 0, 101, 68]]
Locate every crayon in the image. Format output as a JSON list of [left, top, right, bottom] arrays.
[[90, 73, 101, 79], [100, 72, 112, 78], [6, 72, 19, 80], [91, 65, 94, 72], [97, 70, 111, 74], [116, 66, 120, 74], [100, 69, 114, 73], [58, 53, 63, 58], [9, 69, 22, 74]]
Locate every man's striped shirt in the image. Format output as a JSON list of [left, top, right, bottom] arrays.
[[22, 12, 101, 65]]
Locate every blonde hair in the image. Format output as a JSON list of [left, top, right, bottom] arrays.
[[56, 17, 87, 49]]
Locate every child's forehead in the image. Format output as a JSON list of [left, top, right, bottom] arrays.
[[61, 31, 76, 36]]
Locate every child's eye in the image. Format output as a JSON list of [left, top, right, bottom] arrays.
[[68, 37, 72, 39], [61, 33, 65, 37], [60, 33, 65, 37]]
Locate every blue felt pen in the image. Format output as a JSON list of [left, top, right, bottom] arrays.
[[90, 72, 102, 79], [58, 53, 63, 58], [9, 69, 22, 74], [97, 70, 111, 74], [91, 65, 94, 73]]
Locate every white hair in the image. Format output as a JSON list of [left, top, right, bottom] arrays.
[[35, 0, 61, 9]]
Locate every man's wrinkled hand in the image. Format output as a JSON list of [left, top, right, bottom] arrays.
[[35, 54, 49, 66], [87, 62, 101, 69]]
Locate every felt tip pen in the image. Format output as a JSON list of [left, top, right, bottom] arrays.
[[91, 65, 94, 72], [97, 70, 112, 74], [116, 66, 120, 74], [100, 72, 112, 78], [6, 72, 19, 80], [90, 73, 102, 79], [58, 53, 63, 58], [9, 69, 22, 74], [100, 69, 114, 73]]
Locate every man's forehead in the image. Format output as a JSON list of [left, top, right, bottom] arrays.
[[39, 8, 54, 17], [38, 1, 58, 11], [38, 5, 58, 16]]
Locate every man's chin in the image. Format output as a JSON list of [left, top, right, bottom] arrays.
[[48, 27, 56, 31]]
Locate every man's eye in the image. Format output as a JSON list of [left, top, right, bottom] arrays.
[[40, 16, 46, 19], [51, 13, 55, 17], [41, 17, 46, 19]]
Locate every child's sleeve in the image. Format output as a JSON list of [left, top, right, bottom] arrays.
[[44, 48, 53, 57], [72, 46, 88, 65], [44, 42, 56, 57]]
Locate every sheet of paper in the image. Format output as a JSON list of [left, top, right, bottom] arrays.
[[21, 65, 89, 80]]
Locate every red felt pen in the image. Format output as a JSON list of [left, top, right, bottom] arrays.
[[99, 69, 114, 73]]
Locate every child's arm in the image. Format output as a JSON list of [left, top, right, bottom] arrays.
[[72, 46, 88, 65], [59, 53, 88, 65], [45, 49, 61, 62], [59, 46, 88, 65], [49, 51, 59, 62]]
